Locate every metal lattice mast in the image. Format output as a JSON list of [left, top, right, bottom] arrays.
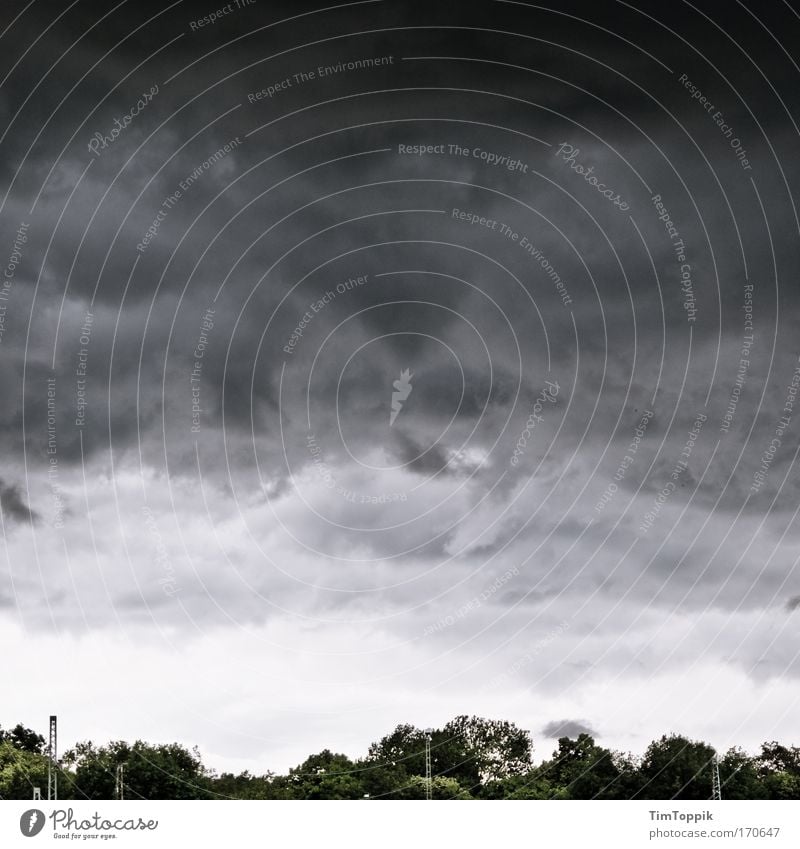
[[712, 755, 722, 800], [115, 764, 125, 800], [47, 716, 57, 801], [424, 731, 432, 800]]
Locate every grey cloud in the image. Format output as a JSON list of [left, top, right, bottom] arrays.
[[541, 719, 597, 739], [0, 478, 39, 526]]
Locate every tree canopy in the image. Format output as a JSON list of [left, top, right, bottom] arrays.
[[0, 716, 797, 800]]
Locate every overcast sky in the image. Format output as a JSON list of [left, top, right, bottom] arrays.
[[2, 0, 800, 776]]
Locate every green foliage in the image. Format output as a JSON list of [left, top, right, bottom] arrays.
[[284, 750, 365, 800], [634, 734, 717, 800], [392, 775, 472, 799], [357, 758, 410, 799], [757, 742, 800, 799], [363, 715, 532, 795], [363, 723, 429, 798], [367, 723, 427, 776], [1, 718, 798, 800], [64, 740, 211, 799], [0, 741, 49, 799], [441, 716, 533, 783], [213, 770, 279, 799], [0, 723, 46, 754], [480, 772, 568, 799], [717, 747, 767, 800], [538, 734, 622, 799]]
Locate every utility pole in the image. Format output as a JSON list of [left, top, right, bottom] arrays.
[[424, 730, 433, 801], [47, 716, 57, 801], [115, 764, 125, 800], [712, 755, 722, 801]]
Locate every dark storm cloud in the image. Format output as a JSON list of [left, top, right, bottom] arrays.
[[388, 429, 452, 475], [0, 478, 39, 526], [0, 0, 794, 528], [541, 718, 597, 739], [1, 0, 799, 721]]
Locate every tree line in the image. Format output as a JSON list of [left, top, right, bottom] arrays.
[[1, 716, 798, 799]]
